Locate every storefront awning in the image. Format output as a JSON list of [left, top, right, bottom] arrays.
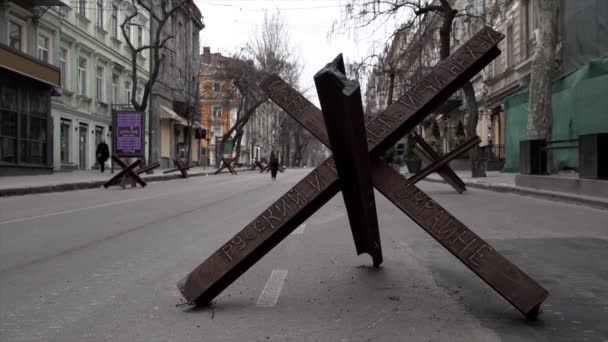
[[160, 105, 204, 129], [26, 0, 70, 6], [0, 43, 60, 88], [160, 105, 187, 125]]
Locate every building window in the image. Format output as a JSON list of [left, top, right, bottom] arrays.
[[507, 24, 514, 68], [78, 57, 87, 96], [213, 82, 221, 93], [96, 0, 104, 28], [0, 84, 18, 163], [112, 73, 119, 104], [78, 0, 86, 16], [213, 126, 222, 138], [527, 0, 536, 42], [96, 66, 104, 102], [37, 33, 51, 63], [125, 81, 131, 104], [112, 5, 118, 37], [0, 74, 51, 166], [137, 26, 143, 48], [60, 119, 71, 163], [125, 22, 131, 41], [136, 87, 142, 104], [8, 20, 23, 51], [21, 91, 49, 165], [59, 48, 69, 89], [212, 106, 222, 119]]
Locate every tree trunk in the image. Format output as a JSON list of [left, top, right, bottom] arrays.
[[463, 81, 486, 177], [386, 72, 395, 107], [186, 121, 192, 165], [527, 0, 558, 172]]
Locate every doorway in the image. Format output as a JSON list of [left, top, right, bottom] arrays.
[[79, 123, 88, 169], [60, 119, 71, 164]]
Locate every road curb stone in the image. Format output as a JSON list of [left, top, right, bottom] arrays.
[[0, 168, 257, 197], [422, 177, 608, 211]]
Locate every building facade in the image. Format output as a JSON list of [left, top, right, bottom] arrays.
[[199, 47, 240, 167], [366, 0, 540, 169], [1, 0, 63, 174], [0, 0, 154, 174], [149, 0, 204, 168], [53, 0, 152, 171]]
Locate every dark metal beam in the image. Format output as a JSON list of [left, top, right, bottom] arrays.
[[314, 54, 383, 266]]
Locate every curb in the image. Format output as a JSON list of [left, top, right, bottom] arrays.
[[0, 168, 256, 198], [422, 177, 608, 211]]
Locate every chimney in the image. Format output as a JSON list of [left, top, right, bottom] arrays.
[[202, 46, 211, 64]]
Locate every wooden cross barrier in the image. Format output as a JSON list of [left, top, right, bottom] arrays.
[[215, 154, 239, 175], [411, 132, 467, 193], [103, 155, 147, 189], [177, 28, 548, 319], [163, 159, 190, 178]]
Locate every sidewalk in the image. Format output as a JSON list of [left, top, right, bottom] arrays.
[[413, 169, 608, 210], [0, 165, 254, 197]]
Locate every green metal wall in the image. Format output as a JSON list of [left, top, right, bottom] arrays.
[[504, 56, 608, 171]]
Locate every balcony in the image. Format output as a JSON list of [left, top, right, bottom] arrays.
[[0, 43, 60, 89], [21, 0, 69, 7]]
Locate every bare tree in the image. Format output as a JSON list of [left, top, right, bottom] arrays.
[[174, 57, 202, 165], [216, 11, 302, 166], [527, 0, 559, 172], [120, 0, 190, 112], [339, 0, 505, 178], [215, 57, 268, 165]]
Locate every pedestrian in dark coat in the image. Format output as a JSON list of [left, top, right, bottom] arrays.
[[96, 138, 110, 172], [269, 147, 279, 180]]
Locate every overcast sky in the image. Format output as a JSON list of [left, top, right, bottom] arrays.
[[194, 0, 402, 105]]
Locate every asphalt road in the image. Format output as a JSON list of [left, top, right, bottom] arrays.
[[1, 169, 607, 342]]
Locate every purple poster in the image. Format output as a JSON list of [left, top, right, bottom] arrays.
[[113, 111, 144, 157]]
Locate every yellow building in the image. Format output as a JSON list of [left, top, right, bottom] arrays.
[[159, 105, 202, 165]]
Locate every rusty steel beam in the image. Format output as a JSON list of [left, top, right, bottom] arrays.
[[135, 160, 161, 175], [103, 157, 145, 189], [119, 160, 161, 188], [411, 132, 466, 192], [408, 136, 480, 184], [215, 155, 239, 175], [413, 135, 466, 191], [176, 28, 549, 318], [178, 26, 503, 306], [259, 29, 547, 318], [370, 160, 547, 318], [264, 75, 547, 318], [254, 161, 267, 172], [315, 54, 383, 267], [164, 159, 190, 178]]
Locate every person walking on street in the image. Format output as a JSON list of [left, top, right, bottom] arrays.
[[269, 146, 279, 181], [96, 138, 110, 173]]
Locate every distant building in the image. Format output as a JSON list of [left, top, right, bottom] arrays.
[[199, 47, 242, 166], [149, 0, 204, 168], [0, 0, 63, 175], [368, 0, 608, 171]]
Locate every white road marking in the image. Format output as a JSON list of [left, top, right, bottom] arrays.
[[257, 270, 288, 307], [0, 177, 254, 225], [0, 197, 144, 225], [292, 224, 306, 235]]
